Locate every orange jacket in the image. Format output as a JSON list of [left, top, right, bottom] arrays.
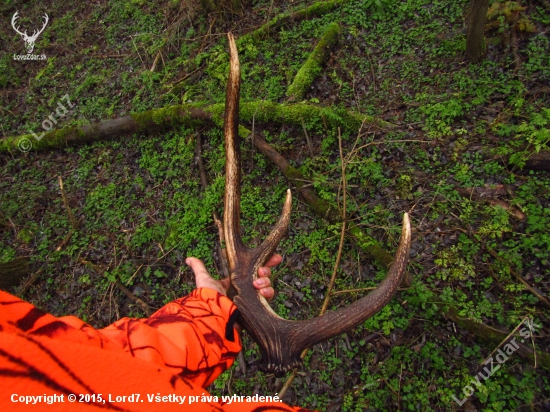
[[0, 289, 309, 411]]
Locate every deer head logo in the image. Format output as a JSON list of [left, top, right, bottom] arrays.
[[11, 11, 49, 54]]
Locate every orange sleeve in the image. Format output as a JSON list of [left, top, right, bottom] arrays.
[[0, 289, 312, 412]]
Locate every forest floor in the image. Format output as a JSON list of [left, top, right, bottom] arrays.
[[1, 0, 550, 410]]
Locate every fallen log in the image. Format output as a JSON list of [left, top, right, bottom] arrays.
[[0, 101, 384, 154], [245, 0, 346, 41], [286, 22, 341, 101]]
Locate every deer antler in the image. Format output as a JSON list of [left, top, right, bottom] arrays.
[[223, 32, 412, 374]]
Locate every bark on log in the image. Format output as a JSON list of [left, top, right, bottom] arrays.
[[0, 257, 30, 289]]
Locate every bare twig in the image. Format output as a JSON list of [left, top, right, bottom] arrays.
[[58, 176, 78, 230], [484, 246, 550, 307], [301, 118, 315, 159], [280, 128, 348, 398], [150, 41, 166, 72], [18, 267, 43, 295], [320, 127, 347, 315], [511, 26, 521, 74], [115, 280, 152, 316], [79, 258, 151, 316], [55, 229, 75, 252], [480, 317, 531, 365]]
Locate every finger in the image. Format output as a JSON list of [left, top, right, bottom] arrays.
[[253, 277, 271, 288], [264, 254, 282, 268], [186, 257, 211, 288], [258, 266, 271, 278], [259, 287, 274, 301]]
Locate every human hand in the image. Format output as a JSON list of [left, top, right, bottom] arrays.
[[186, 254, 282, 301]]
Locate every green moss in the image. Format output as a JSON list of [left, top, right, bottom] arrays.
[[286, 22, 341, 101], [131, 103, 208, 129], [208, 100, 381, 132], [350, 226, 395, 269], [1, 101, 385, 155], [131, 105, 183, 128], [247, 0, 346, 41]]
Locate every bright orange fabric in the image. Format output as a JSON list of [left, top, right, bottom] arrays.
[[0, 289, 310, 411]]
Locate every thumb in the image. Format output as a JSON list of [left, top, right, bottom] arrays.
[[186, 257, 212, 288]]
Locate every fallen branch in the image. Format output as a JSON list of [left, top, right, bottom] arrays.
[[253, 133, 401, 270], [286, 22, 340, 101], [456, 186, 526, 221], [17, 268, 44, 295], [0, 101, 385, 154], [115, 280, 152, 316], [439, 305, 550, 370], [245, 0, 346, 41], [524, 150, 550, 171], [483, 246, 550, 308], [0, 105, 211, 153]]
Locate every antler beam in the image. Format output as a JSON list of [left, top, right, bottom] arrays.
[[223, 32, 412, 373]]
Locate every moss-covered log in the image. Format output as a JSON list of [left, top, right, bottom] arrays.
[[440, 305, 550, 370], [253, 134, 399, 270], [0, 257, 30, 289], [0, 105, 211, 154], [246, 0, 346, 41], [0, 101, 385, 154], [286, 22, 341, 101]]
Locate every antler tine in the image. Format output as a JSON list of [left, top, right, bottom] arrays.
[[291, 212, 411, 349], [253, 189, 292, 272], [223, 32, 245, 272]]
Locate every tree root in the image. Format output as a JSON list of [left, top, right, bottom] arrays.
[[286, 22, 340, 101]]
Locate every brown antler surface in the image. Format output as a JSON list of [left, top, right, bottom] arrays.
[[223, 33, 412, 373]]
